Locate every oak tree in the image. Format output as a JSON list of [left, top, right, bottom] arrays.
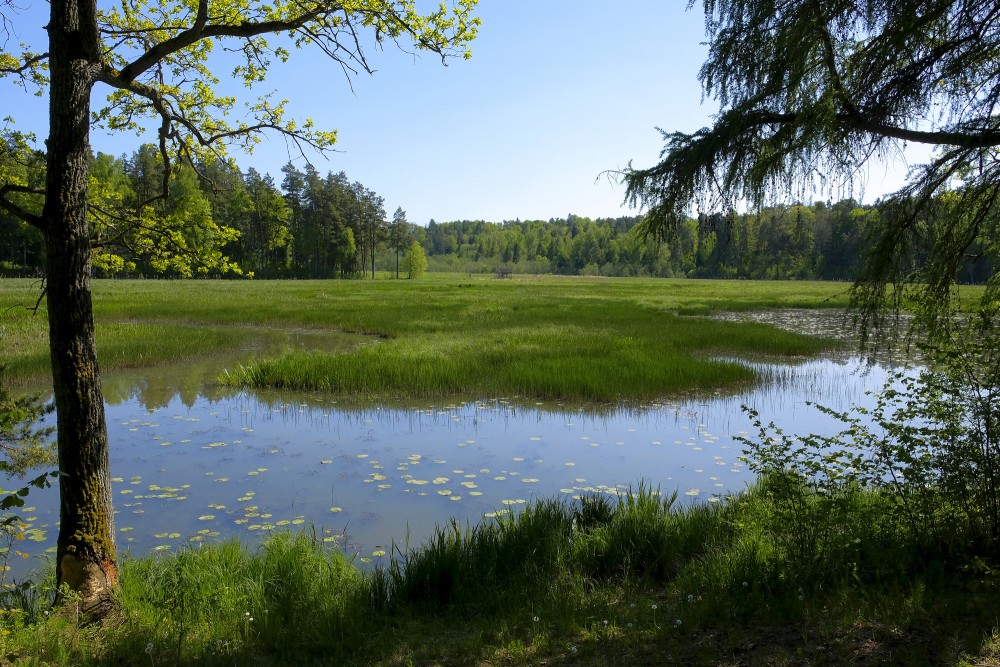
[[0, 0, 478, 611], [624, 0, 1000, 337]]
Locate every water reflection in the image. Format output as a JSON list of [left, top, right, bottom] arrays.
[[7, 314, 907, 578], [100, 328, 370, 409]]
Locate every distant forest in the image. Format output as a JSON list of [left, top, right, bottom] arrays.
[[2, 145, 995, 282]]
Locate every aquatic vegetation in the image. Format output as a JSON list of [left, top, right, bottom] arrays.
[[3, 276, 845, 398]]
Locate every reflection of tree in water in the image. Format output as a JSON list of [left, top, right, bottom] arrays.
[[100, 358, 243, 410], [99, 327, 370, 410]]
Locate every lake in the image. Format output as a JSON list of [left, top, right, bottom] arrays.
[[5, 311, 905, 577]]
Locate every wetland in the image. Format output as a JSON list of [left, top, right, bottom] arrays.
[[6, 275, 998, 667], [0, 275, 904, 576]]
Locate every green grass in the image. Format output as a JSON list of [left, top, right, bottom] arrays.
[[4, 275, 995, 663], [3, 483, 999, 665], [2, 275, 847, 400]]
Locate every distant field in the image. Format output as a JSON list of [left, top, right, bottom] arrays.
[[1, 275, 851, 401]]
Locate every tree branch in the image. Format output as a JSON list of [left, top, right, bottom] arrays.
[[849, 117, 1000, 150], [0, 51, 49, 77], [0, 183, 44, 228], [114, 4, 337, 85]]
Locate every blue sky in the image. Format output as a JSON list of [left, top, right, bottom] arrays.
[[3, 1, 919, 224]]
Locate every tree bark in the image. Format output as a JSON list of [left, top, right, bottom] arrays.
[[43, 0, 118, 610]]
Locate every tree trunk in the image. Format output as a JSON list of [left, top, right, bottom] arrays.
[[44, 0, 118, 610]]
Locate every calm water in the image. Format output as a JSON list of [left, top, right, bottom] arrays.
[[6, 313, 906, 577]]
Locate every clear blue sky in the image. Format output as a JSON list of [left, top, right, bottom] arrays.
[[3, 1, 919, 225]]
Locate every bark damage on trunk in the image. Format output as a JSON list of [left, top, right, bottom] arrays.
[[43, 0, 119, 611]]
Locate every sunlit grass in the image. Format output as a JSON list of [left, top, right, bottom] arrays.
[[217, 280, 840, 401], [1, 275, 845, 399], [4, 483, 999, 665]]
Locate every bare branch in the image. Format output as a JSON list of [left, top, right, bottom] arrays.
[[30, 276, 45, 314]]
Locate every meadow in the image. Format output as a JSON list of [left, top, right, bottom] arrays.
[[1, 274, 845, 400], [2, 275, 998, 665]]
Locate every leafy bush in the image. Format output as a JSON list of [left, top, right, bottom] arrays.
[[742, 315, 1000, 562], [0, 368, 59, 626]]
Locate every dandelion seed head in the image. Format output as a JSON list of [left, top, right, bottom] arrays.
[[145, 643, 154, 654], [674, 619, 682, 627], [651, 603, 657, 610]]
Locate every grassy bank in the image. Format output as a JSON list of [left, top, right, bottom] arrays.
[[3, 483, 998, 665], [1, 275, 847, 400]]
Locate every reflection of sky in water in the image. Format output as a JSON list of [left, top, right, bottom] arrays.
[[8, 351, 903, 578]]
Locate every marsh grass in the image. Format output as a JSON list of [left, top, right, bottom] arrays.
[[3, 482, 998, 664], [206, 277, 841, 403], [3, 276, 841, 400]]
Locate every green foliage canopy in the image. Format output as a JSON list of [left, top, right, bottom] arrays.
[[0, 0, 480, 272], [405, 239, 426, 278]]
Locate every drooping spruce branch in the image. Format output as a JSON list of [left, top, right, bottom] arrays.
[[625, 0, 1000, 342]]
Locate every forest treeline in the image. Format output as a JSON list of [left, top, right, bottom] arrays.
[[1, 145, 415, 279], [422, 203, 995, 282], [1, 144, 995, 282]]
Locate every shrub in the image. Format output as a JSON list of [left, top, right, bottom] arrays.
[[742, 314, 1000, 562]]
